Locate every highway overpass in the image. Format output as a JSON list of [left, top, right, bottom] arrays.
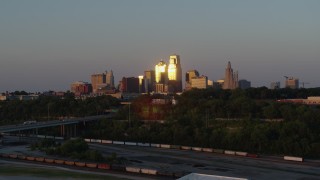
[[0, 115, 111, 133]]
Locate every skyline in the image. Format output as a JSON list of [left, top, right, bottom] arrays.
[[1, 1, 319, 92]]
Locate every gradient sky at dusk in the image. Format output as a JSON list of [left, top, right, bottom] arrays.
[[1, 0, 319, 92]]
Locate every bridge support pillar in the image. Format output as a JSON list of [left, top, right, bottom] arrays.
[[60, 125, 65, 137]]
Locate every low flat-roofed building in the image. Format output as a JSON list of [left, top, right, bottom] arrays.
[[178, 173, 248, 180]]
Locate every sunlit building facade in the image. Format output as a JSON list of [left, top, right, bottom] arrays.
[[191, 76, 208, 89], [167, 55, 182, 92], [155, 60, 167, 83], [185, 70, 200, 90], [285, 77, 299, 89], [223, 61, 238, 90], [71, 81, 92, 95], [91, 70, 115, 93]]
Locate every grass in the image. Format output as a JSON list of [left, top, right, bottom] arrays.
[[0, 165, 129, 180]]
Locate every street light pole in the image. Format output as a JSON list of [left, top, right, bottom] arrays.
[[129, 103, 131, 127]]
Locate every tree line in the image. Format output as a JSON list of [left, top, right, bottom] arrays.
[[84, 88, 320, 158]]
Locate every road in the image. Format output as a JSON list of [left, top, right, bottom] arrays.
[[0, 115, 110, 133]]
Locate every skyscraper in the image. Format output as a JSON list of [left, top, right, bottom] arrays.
[[223, 61, 238, 90], [285, 77, 299, 89], [155, 60, 167, 83], [144, 70, 155, 93], [191, 76, 208, 89], [185, 70, 200, 90], [106, 70, 114, 88], [167, 55, 182, 92], [91, 73, 106, 93], [91, 70, 115, 93]]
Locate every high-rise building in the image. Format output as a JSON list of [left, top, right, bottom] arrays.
[[120, 77, 140, 93], [138, 75, 145, 93], [191, 76, 208, 89], [270, 82, 281, 89], [185, 70, 200, 90], [106, 70, 114, 88], [91, 73, 106, 93], [91, 70, 115, 93], [238, 79, 251, 89], [155, 60, 167, 83], [144, 70, 155, 93], [71, 81, 92, 95], [223, 62, 238, 90], [167, 55, 182, 92], [285, 77, 299, 89]]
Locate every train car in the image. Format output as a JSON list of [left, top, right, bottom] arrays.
[[65, 161, 75, 166], [54, 159, 65, 164], [170, 145, 181, 149], [140, 168, 158, 175], [125, 166, 141, 173], [137, 142, 150, 147], [202, 148, 213, 153], [84, 139, 91, 143], [111, 164, 126, 171], [75, 162, 86, 167], [86, 163, 98, 168], [213, 149, 224, 154], [181, 146, 192, 150], [246, 153, 259, 158], [90, 139, 101, 143], [35, 157, 45, 162], [54, 136, 64, 140], [160, 144, 170, 149], [191, 147, 202, 152], [98, 163, 111, 170], [224, 150, 236, 155], [9, 154, 18, 159], [236, 151, 248, 157], [125, 142, 137, 146], [18, 155, 26, 160], [26, 156, 35, 161], [284, 156, 303, 162], [101, 140, 112, 144], [151, 143, 161, 148], [113, 141, 125, 145], [44, 158, 55, 163]]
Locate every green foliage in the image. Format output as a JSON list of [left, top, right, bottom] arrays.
[[0, 95, 120, 124], [83, 88, 320, 158]]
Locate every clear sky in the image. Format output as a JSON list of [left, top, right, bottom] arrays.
[[0, 0, 319, 92]]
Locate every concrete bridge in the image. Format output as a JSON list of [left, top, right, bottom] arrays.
[[0, 115, 112, 137]]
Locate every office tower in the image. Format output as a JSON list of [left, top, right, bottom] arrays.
[[91, 73, 106, 93], [270, 82, 281, 89], [71, 81, 92, 95], [167, 55, 183, 92], [120, 77, 140, 93], [155, 60, 167, 93], [144, 70, 155, 93], [155, 60, 167, 83], [285, 77, 299, 89], [138, 75, 145, 93], [106, 70, 114, 88], [191, 76, 208, 89], [185, 70, 200, 90], [223, 62, 238, 90], [238, 79, 251, 89]]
